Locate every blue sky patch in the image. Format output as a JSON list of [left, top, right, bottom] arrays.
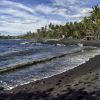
[[0, 0, 100, 35]]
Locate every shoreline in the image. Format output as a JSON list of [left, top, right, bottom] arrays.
[[0, 40, 100, 100], [43, 39, 100, 47]]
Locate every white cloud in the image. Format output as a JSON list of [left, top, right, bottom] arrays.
[[35, 4, 55, 14], [0, 0, 35, 14], [0, 0, 66, 35], [53, 0, 87, 6], [0, 0, 93, 35], [34, 1, 91, 22], [50, 0, 91, 21], [66, 6, 92, 19]]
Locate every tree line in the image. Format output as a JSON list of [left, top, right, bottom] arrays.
[[18, 5, 100, 40]]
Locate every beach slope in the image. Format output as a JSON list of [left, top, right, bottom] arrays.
[[0, 52, 100, 100]]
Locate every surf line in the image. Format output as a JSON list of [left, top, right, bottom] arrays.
[[0, 49, 82, 74]]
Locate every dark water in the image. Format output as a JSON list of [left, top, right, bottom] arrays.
[[0, 39, 100, 90]]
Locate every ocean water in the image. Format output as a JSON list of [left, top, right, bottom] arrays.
[[0, 39, 100, 90]]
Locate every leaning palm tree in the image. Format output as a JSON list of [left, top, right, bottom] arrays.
[[90, 5, 100, 23]]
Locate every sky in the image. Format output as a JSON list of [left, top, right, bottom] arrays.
[[0, 0, 100, 36]]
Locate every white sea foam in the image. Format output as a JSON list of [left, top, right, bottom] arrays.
[[0, 42, 100, 90]]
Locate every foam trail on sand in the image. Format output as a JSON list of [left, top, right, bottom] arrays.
[[0, 46, 100, 90], [0, 46, 83, 74]]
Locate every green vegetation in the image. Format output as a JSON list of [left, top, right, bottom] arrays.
[[1, 5, 100, 40], [0, 34, 16, 39]]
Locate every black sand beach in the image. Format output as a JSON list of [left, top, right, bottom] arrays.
[[0, 41, 100, 100]]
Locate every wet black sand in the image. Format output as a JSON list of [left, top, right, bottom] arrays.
[[0, 40, 100, 100]]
